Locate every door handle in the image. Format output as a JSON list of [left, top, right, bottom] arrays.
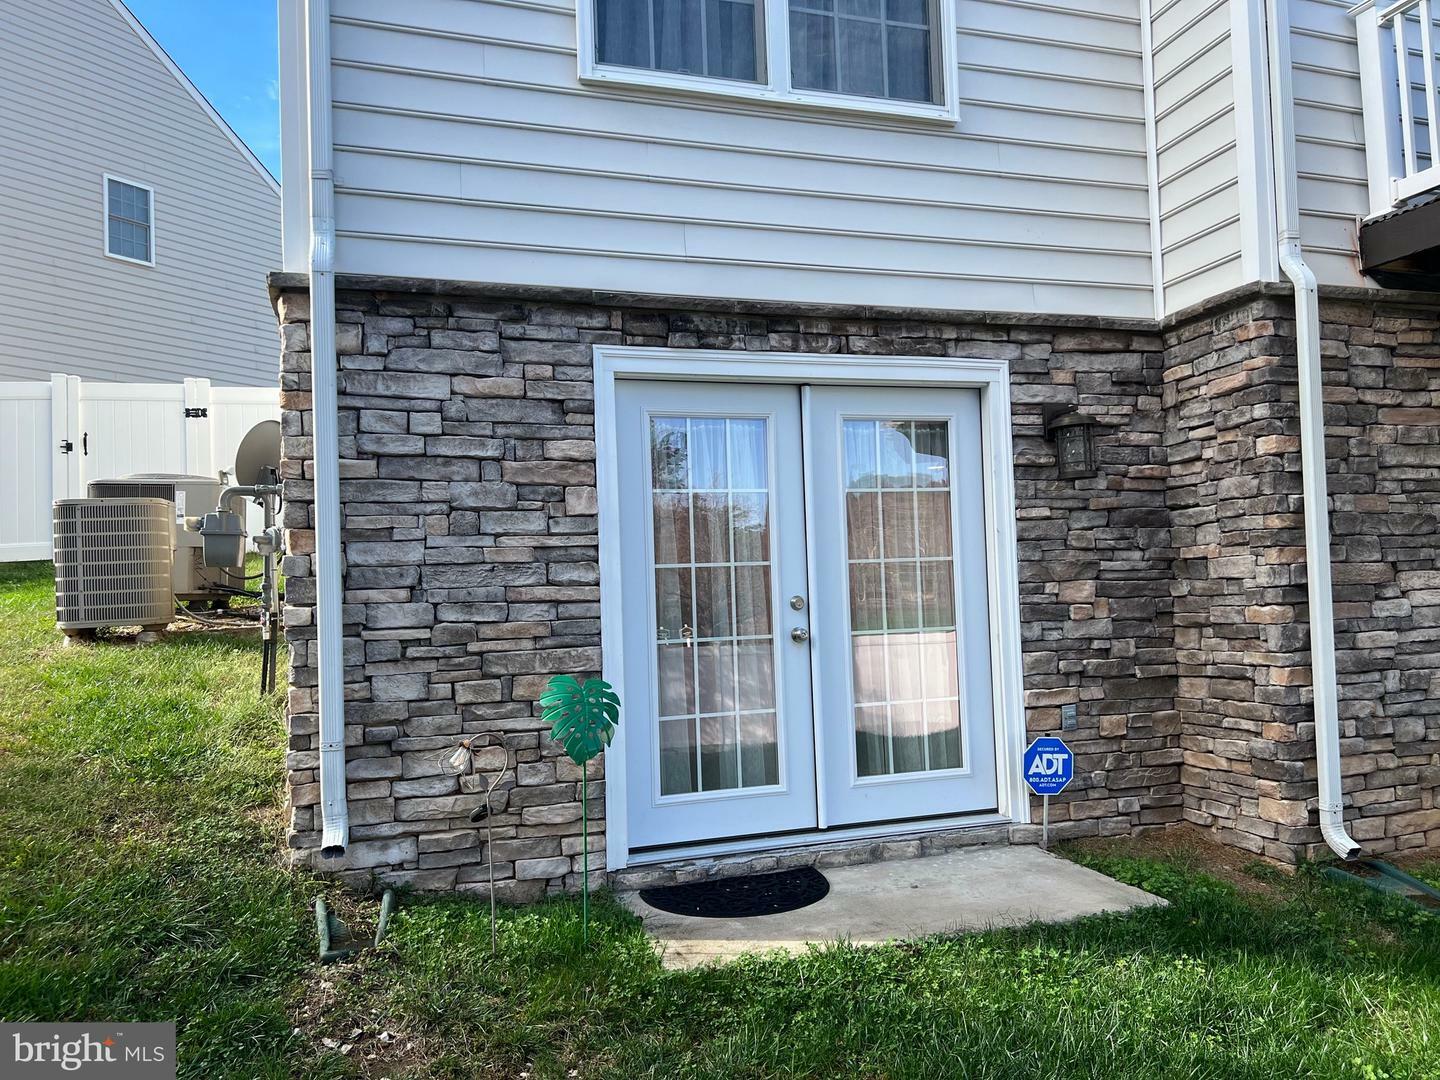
[[790, 626, 810, 643]]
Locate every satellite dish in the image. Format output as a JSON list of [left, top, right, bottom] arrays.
[[233, 420, 281, 486]]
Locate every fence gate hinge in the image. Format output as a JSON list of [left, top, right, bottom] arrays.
[[184, 407, 209, 418]]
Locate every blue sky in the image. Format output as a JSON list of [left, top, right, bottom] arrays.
[[125, 0, 282, 181]]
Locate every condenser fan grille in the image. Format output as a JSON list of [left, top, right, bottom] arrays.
[[87, 480, 178, 501], [53, 499, 174, 629]]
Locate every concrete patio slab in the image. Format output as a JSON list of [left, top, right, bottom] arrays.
[[620, 845, 1165, 968]]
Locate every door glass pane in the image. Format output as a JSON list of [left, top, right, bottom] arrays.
[[842, 419, 963, 778], [650, 416, 781, 796]]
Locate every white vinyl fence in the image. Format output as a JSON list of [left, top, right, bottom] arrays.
[[0, 375, 280, 562]]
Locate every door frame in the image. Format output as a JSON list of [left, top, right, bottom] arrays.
[[594, 346, 1029, 870]]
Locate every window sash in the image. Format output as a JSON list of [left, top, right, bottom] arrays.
[[581, 0, 955, 120], [786, 0, 936, 104], [596, 0, 766, 84], [105, 177, 153, 264]]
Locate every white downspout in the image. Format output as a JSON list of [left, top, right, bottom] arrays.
[[306, 0, 348, 855], [1264, 0, 1360, 860]]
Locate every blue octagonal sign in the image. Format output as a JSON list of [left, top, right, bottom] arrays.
[[1023, 737, 1074, 796]]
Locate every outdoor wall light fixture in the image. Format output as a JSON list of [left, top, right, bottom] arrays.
[[1043, 406, 1100, 479]]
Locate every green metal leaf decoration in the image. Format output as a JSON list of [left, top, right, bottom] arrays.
[[540, 675, 620, 766]]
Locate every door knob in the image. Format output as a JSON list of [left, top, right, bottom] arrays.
[[790, 626, 810, 643]]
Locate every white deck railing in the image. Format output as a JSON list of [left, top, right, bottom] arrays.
[[1355, 0, 1440, 214]]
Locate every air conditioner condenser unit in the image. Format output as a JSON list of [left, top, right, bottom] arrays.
[[53, 498, 174, 635], [86, 473, 246, 601]]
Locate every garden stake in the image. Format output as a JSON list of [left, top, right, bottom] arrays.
[[582, 768, 589, 937], [443, 732, 513, 956], [539, 674, 620, 944]]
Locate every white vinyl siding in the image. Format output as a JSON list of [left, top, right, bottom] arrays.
[[325, 0, 1156, 318], [1290, 0, 1369, 288], [1151, 0, 1246, 313], [0, 0, 279, 385]]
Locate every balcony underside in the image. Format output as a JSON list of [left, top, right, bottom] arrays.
[[1360, 195, 1440, 290]]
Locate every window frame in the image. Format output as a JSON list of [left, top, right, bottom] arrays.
[[102, 174, 156, 267], [576, 0, 960, 123]]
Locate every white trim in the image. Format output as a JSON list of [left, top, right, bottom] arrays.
[[799, 384, 828, 827], [102, 174, 156, 267], [574, 0, 961, 124], [1353, 0, 1410, 215], [594, 346, 1028, 871], [107, 0, 281, 195], [1230, 0, 1280, 283], [1392, 166, 1440, 203], [279, 0, 312, 271], [594, 357, 628, 865], [1139, 0, 1166, 320]]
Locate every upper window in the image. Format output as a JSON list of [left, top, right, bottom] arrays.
[[788, 0, 934, 103], [104, 176, 154, 265], [597, 0, 762, 83], [581, 0, 956, 121]]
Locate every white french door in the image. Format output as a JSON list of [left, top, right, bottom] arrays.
[[807, 386, 998, 826], [614, 379, 997, 852], [616, 382, 818, 848]]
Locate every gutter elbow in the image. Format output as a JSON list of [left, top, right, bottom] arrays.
[[1321, 814, 1362, 862]]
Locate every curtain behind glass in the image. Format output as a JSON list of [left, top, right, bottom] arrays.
[[597, 0, 761, 82], [787, 0, 932, 103]]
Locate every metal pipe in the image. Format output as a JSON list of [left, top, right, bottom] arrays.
[[1266, 0, 1361, 860], [216, 483, 279, 514], [307, 0, 348, 856]]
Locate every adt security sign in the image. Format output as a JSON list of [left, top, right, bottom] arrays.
[[1023, 737, 1074, 796]]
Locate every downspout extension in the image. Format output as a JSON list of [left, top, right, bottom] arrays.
[[307, 0, 348, 856], [1266, 0, 1360, 861]]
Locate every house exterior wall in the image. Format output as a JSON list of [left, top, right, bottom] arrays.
[[314, 0, 1156, 319], [298, 0, 1440, 316], [1290, 0, 1370, 289], [1167, 289, 1440, 860], [1151, 0, 1248, 313], [275, 0, 1440, 892], [0, 0, 281, 385], [275, 279, 1183, 893], [277, 276, 1440, 887]]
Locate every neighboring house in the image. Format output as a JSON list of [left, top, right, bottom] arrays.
[[275, 0, 1440, 897], [0, 0, 281, 385]]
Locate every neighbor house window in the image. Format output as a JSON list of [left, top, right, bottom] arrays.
[[104, 176, 154, 265], [579, 0, 955, 120]]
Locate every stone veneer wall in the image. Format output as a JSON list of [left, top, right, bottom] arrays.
[[1166, 292, 1440, 860], [276, 282, 1182, 896]]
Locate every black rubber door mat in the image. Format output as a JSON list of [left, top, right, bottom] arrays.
[[639, 867, 830, 918]]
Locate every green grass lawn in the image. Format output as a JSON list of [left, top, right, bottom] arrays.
[[3, 558, 1440, 1079]]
